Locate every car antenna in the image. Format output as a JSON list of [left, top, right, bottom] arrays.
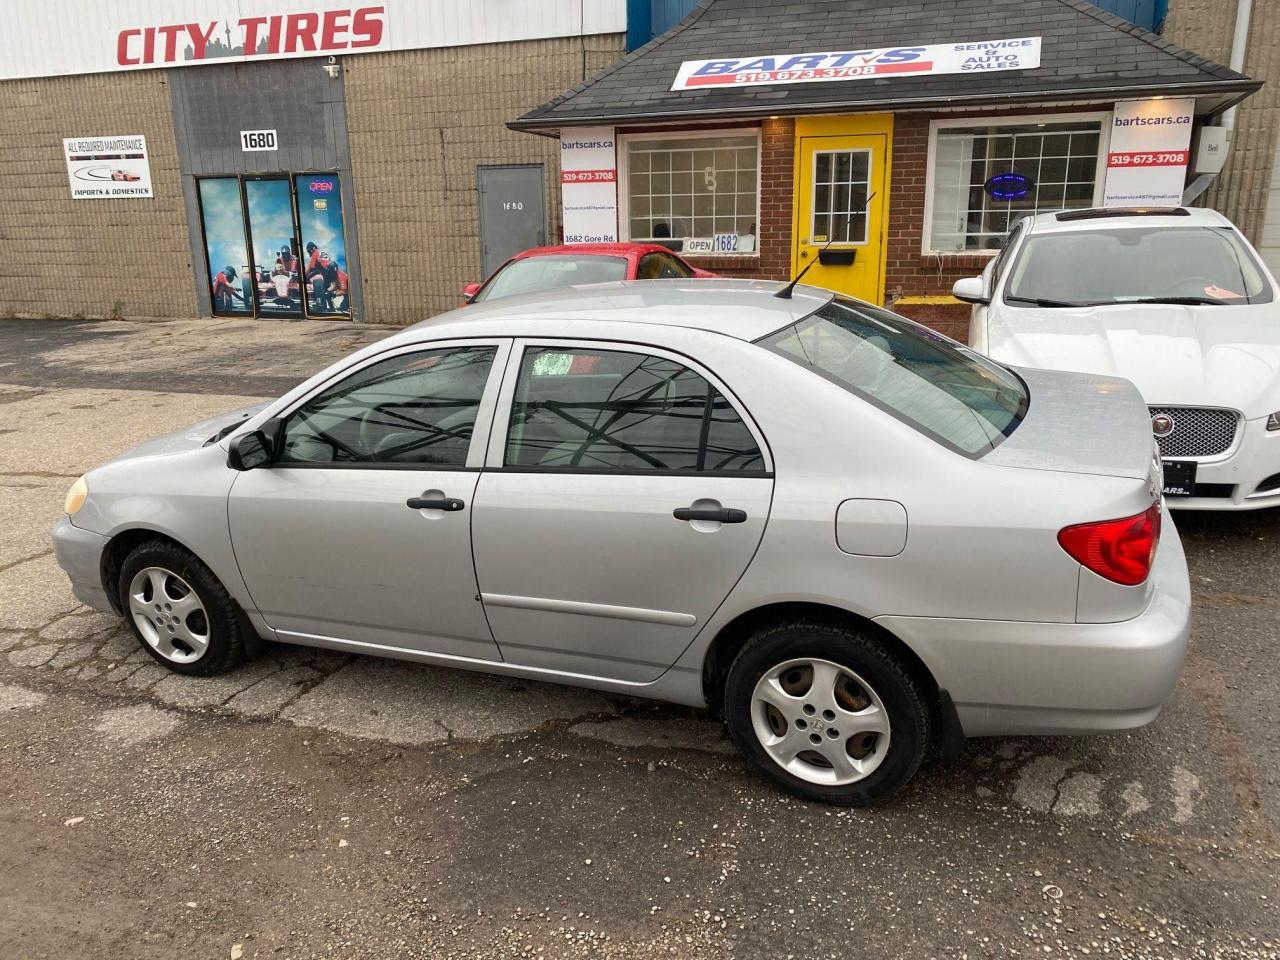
[[774, 192, 876, 299]]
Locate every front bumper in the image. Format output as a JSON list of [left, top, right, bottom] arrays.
[[875, 521, 1191, 737], [52, 517, 113, 612], [1165, 415, 1280, 510]]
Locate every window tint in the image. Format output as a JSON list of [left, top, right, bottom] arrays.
[[473, 255, 628, 302], [506, 347, 764, 472], [280, 346, 496, 466], [762, 299, 1027, 457], [638, 253, 694, 280]]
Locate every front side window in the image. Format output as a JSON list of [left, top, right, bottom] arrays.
[[761, 299, 1027, 457], [473, 255, 628, 303], [1004, 226, 1274, 306], [506, 347, 764, 472], [626, 135, 758, 253], [280, 346, 496, 465], [637, 253, 694, 280], [928, 119, 1103, 252]]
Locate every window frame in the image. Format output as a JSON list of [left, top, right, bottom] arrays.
[[266, 338, 512, 471], [617, 127, 763, 256], [808, 147, 874, 247], [921, 111, 1113, 257], [483, 338, 774, 477]]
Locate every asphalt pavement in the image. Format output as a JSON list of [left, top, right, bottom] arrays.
[[1, 316, 1277, 960]]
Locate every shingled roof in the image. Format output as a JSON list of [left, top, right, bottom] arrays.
[[512, 0, 1258, 131]]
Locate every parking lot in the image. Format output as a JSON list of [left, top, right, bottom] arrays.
[[2, 316, 1278, 960]]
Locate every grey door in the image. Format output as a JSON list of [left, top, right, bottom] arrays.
[[478, 165, 545, 277]]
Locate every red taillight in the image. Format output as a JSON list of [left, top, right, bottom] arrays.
[[1057, 503, 1162, 586]]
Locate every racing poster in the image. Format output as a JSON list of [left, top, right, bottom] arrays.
[[63, 135, 154, 199]]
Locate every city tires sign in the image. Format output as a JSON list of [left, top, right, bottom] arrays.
[[63, 135, 153, 199]]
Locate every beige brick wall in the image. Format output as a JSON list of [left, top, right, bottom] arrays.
[[1164, 0, 1280, 243], [344, 34, 625, 324], [0, 71, 195, 319]]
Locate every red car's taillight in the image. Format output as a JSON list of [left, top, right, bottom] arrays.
[[1057, 502, 1162, 586]]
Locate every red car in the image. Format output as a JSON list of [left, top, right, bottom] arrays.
[[462, 242, 714, 304]]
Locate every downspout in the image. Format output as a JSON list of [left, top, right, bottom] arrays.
[[1185, 0, 1252, 204], [1222, 0, 1253, 137]]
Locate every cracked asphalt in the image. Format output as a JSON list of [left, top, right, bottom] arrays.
[[1, 317, 1278, 960]]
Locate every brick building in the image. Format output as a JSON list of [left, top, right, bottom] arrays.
[[0, 1, 625, 324], [513, 0, 1261, 338]]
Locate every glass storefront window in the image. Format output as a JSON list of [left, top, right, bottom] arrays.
[[926, 118, 1105, 252], [626, 134, 758, 253], [197, 178, 253, 316], [295, 174, 351, 316]]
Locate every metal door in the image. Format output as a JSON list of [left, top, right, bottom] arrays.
[[478, 165, 545, 277], [470, 340, 774, 683], [792, 133, 888, 304]]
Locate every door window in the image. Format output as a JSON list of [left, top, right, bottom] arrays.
[[295, 174, 352, 317], [280, 346, 497, 466], [812, 150, 870, 244], [505, 347, 764, 472], [637, 253, 693, 279], [244, 178, 303, 317]]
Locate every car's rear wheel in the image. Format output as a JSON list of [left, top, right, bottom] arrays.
[[724, 620, 931, 805], [118, 540, 246, 676]]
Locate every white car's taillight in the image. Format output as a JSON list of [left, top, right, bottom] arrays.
[[1057, 502, 1162, 586]]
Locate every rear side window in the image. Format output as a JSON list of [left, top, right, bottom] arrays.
[[761, 299, 1027, 456], [505, 347, 765, 472], [637, 253, 694, 280]]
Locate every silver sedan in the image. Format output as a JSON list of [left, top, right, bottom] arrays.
[[52, 281, 1191, 804]]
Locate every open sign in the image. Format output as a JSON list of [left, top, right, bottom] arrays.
[[309, 179, 336, 194]]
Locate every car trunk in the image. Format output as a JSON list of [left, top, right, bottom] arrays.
[[983, 367, 1155, 482], [983, 366, 1164, 624]]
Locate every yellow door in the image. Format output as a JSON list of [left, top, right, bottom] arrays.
[[793, 120, 891, 304]]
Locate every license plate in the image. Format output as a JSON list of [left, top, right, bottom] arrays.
[[1162, 460, 1197, 497]]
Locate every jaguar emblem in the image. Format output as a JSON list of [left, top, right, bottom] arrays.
[[1151, 413, 1175, 438]]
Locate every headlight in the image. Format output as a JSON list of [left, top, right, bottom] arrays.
[[64, 476, 89, 516], [1268, 412, 1280, 432]]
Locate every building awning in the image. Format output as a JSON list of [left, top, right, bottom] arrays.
[[511, 0, 1259, 133]]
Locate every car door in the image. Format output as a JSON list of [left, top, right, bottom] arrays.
[[470, 340, 774, 682], [228, 339, 509, 660]]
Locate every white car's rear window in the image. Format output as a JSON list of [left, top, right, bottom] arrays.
[[761, 298, 1028, 457]]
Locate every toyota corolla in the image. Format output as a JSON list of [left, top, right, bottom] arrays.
[[53, 281, 1190, 804]]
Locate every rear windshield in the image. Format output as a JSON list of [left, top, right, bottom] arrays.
[[473, 255, 628, 302], [1005, 226, 1274, 306], [761, 298, 1028, 456]]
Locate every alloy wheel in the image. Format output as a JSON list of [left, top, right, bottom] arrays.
[[127, 566, 211, 664], [749, 657, 891, 786]]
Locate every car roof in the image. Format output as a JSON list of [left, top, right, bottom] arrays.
[[511, 242, 679, 259], [399, 279, 834, 343], [1024, 206, 1235, 235]]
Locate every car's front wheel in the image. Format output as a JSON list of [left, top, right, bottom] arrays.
[[118, 539, 246, 676], [724, 620, 931, 805]]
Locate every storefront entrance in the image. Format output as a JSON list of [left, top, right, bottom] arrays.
[[792, 116, 892, 305], [197, 173, 352, 319]]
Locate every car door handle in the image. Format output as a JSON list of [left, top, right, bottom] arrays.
[[673, 506, 747, 523], [406, 496, 465, 512]]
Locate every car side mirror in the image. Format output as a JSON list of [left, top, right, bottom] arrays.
[[461, 282, 481, 301], [952, 276, 989, 305], [228, 430, 274, 471]]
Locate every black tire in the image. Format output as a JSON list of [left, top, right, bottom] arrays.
[[118, 539, 246, 677], [724, 620, 932, 805]]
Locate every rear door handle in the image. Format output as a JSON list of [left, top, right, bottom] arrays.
[[406, 496, 465, 512], [673, 506, 747, 523]]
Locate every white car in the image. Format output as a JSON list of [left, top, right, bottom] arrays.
[[954, 207, 1280, 510]]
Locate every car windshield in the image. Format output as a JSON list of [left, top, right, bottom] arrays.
[[761, 298, 1028, 456], [1005, 226, 1273, 306], [473, 255, 629, 302]]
